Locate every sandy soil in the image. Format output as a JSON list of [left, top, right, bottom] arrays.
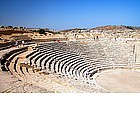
[[96, 70, 140, 93], [0, 70, 53, 93], [0, 69, 97, 93]]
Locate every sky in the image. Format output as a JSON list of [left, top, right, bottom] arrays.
[[0, 0, 140, 30]]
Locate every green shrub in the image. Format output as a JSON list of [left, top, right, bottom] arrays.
[[38, 29, 46, 35]]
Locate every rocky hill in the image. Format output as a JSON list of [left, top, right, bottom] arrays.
[[91, 25, 140, 31]]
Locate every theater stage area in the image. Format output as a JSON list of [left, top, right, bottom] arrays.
[[96, 70, 140, 93]]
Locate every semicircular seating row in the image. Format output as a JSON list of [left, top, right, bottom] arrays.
[[0, 46, 39, 84], [25, 43, 114, 83], [0, 45, 94, 85], [0, 41, 15, 51], [0, 41, 132, 87], [0, 47, 28, 71]]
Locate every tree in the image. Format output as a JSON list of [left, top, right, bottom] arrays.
[[1, 26, 5, 28], [38, 29, 46, 35], [8, 26, 13, 28], [14, 27, 18, 29]]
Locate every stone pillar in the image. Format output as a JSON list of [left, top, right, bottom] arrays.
[[134, 43, 140, 70]]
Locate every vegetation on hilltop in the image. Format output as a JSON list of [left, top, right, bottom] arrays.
[[38, 29, 46, 35]]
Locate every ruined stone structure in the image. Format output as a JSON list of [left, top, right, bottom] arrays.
[[0, 26, 140, 92]]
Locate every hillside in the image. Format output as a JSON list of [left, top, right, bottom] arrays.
[[91, 25, 140, 31]]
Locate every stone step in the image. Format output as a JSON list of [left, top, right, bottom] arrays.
[[135, 63, 140, 69]]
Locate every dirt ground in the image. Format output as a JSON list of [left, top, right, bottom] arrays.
[[0, 70, 96, 93], [0, 70, 53, 93], [96, 69, 140, 93]]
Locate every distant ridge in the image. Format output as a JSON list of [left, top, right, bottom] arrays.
[[60, 28, 87, 32], [59, 25, 140, 32], [91, 25, 140, 31], [1, 25, 140, 32]]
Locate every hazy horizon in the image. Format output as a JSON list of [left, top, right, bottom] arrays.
[[0, 0, 140, 30]]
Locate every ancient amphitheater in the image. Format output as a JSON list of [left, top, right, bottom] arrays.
[[0, 26, 140, 93]]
